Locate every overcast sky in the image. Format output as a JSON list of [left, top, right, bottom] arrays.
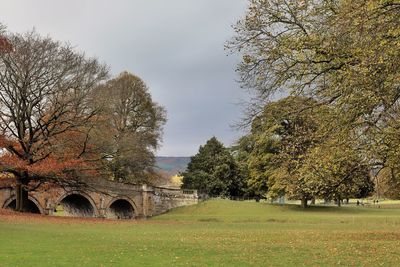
[[1, 0, 249, 156]]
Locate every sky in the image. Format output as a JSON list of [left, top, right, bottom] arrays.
[[1, 0, 250, 156]]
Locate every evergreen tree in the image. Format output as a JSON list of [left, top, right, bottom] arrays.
[[181, 137, 243, 197]]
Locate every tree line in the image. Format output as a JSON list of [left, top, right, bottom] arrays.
[[0, 27, 166, 211], [182, 0, 400, 207]]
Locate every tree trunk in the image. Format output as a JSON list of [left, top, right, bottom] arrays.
[[15, 174, 29, 212], [311, 198, 315, 205], [337, 197, 341, 207], [301, 197, 308, 208]]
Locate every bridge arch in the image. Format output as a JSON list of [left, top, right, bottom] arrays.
[[2, 195, 44, 214], [106, 196, 137, 219], [56, 191, 98, 218]]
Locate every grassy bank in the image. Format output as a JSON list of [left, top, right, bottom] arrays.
[[1, 199, 400, 266]]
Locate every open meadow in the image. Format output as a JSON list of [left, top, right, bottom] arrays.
[[1, 199, 400, 266]]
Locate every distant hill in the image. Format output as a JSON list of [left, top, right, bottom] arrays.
[[155, 157, 190, 177]]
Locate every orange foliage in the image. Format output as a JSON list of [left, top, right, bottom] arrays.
[[0, 131, 100, 179], [0, 134, 23, 154], [0, 135, 10, 147], [0, 153, 94, 178], [0, 36, 12, 53]]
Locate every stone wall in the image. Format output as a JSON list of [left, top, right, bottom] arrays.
[[150, 186, 199, 216], [0, 178, 200, 219]]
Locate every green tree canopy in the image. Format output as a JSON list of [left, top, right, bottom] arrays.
[[230, 0, 400, 174], [181, 137, 244, 197], [244, 96, 373, 207], [247, 97, 323, 206], [230, 0, 400, 201]]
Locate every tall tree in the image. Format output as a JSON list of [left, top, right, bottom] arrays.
[[230, 0, 400, 198], [181, 137, 243, 197], [299, 138, 373, 206], [243, 96, 374, 207], [247, 97, 323, 207], [92, 72, 166, 183], [0, 30, 108, 211], [230, 1, 399, 142], [230, 0, 400, 110], [231, 135, 264, 198]]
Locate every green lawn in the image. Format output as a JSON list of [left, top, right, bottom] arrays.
[[1, 199, 400, 266]]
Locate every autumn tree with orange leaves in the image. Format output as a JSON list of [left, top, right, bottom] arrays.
[[0, 30, 108, 211]]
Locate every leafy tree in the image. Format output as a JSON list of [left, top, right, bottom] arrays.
[[247, 97, 323, 207], [229, 0, 400, 203], [299, 138, 373, 206], [181, 137, 243, 197], [170, 174, 183, 187], [367, 106, 400, 194], [244, 96, 373, 207], [0, 30, 109, 211], [231, 135, 265, 198], [230, 0, 400, 111], [229, 0, 400, 176], [92, 72, 166, 183], [375, 167, 400, 199]]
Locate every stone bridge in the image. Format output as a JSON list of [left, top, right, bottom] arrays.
[[0, 178, 199, 219]]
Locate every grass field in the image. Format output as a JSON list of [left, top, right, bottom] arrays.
[[1, 199, 400, 266]]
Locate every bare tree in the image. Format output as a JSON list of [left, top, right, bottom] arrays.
[[0, 30, 109, 211]]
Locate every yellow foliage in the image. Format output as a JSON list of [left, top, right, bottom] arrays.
[[170, 174, 183, 186]]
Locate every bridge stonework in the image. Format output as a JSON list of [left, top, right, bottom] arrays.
[[0, 179, 199, 219]]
